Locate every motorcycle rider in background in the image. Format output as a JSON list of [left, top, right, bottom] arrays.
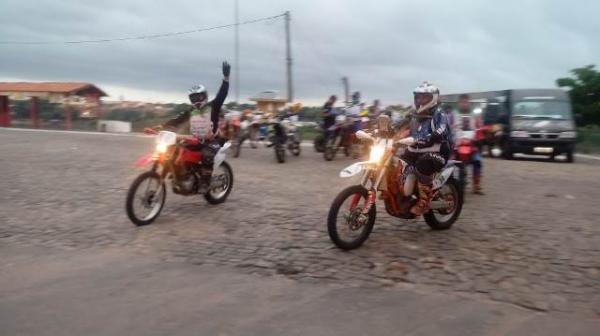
[[153, 61, 230, 194], [395, 82, 453, 216], [455, 94, 484, 194], [369, 99, 381, 118], [322, 95, 337, 131], [345, 91, 363, 133]]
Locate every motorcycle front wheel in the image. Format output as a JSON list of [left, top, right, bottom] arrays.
[[275, 143, 286, 163], [324, 137, 336, 161], [314, 134, 325, 153], [327, 185, 376, 250], [125, 171, 166, 226], [233, 134, 244, 158]]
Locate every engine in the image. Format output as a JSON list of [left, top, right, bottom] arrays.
[[172, 163, 199, 195]]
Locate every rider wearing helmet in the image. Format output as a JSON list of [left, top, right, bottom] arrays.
[[158, 61, 230, 193], [398, 82, 452, 216]]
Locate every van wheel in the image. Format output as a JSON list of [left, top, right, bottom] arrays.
[[502, 142, 513, 160], [566, 150, 574, 163]]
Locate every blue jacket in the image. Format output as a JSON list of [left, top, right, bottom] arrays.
[[406, 108, 452, 152]]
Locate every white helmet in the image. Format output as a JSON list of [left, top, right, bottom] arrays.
[[188, 84, 208, 108], [413, 82, 440, 116]]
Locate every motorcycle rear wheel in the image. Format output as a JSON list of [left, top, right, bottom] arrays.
[[327, 185, 376, 250], [324, 137, 336, 161], [424, 177, 463, 230], [204, 162, 234, 204]]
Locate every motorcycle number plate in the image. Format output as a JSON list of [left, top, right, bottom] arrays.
[[533, 147, 553, 153], [340, 162, 365, 178]]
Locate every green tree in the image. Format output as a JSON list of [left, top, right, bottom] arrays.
[[557, 65, 600, 125], [104, 109, 144, 122], [168, 103, 191, 116]]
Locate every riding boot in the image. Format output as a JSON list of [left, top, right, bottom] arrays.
[[473, 175, 484, 195], [410, 182, 434, 216]]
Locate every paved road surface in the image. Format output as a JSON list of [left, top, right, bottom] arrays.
[[0, 129, 598, 335]]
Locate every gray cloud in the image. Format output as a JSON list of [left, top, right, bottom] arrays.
[[1, 0, 598, 105]]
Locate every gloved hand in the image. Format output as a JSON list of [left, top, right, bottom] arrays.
[[416, 135, 434, 148], [416, 130, 443, 147], [222, 61, 231, 78], [144, 125, 162, 135]]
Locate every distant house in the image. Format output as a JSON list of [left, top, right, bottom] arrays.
[[0, 82, 107, 128], [249, 90, 287, 114]]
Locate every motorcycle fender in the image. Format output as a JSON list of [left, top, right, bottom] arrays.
[[213, 142, 231, 171], [432, 166, 455, 190], [340, 161, 368, 178], [134, 154, 154, 168]]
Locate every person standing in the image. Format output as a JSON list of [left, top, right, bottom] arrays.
[[455, 94, 484, 194]]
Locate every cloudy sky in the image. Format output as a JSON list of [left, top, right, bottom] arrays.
[[0, 0, 597, 105]]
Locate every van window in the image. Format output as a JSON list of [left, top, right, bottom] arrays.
[[512, 101, 572, 120]]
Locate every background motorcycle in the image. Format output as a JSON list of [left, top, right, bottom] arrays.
[[282, 116, 302, 156], [313, 122, 326, 153], [125, 130, 233, 226], [267, 114, 301, 163], [327, 116, 463, 250], [324, 114, 356, 161]]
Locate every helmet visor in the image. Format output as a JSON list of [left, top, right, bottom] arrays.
[[414, 92, 433, 107], [189, 92, 207, 105]]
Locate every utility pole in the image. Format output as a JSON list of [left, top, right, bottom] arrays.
[[234, 0, 240, 103], [341, 76, 350, 106], [284, 11, 293, 102]]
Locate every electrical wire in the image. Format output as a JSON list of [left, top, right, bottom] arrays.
[[0, 13, 285, 45]]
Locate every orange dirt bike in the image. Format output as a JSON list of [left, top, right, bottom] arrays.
[[327, 116, 464, 250]]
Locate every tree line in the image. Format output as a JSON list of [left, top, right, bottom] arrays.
[[557, 64, 600, 126]]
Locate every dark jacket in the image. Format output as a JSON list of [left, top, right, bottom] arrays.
[[322, 101, 335, 128], [164, 80, 229, 134]]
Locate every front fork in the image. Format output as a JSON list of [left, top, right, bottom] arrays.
[[351, 156, 392, 215]]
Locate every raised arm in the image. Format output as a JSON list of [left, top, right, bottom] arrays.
[[210, 61, 230, 134]]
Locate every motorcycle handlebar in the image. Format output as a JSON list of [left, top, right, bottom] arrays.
[[143, 128, 158, 135]]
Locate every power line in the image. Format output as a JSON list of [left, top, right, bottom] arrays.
[[0, 13, 286, 45]]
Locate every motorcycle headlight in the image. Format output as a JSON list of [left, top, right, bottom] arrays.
[[156, 142, 168, 153], [510, 131, 529, 138], [559, 131, 577, 138], [369, 143, 385, 163]]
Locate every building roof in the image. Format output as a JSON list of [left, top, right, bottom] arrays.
[[249, 90, 287, 103], [0, 82, 107, 97]]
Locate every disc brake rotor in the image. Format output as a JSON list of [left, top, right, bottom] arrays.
[[344, 207, 367, 231]]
